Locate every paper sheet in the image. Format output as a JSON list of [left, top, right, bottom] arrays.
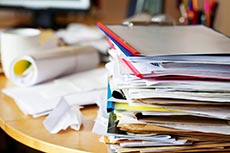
[[92, 93, 109, 135], [2, 67, 107, 117], [117, 113, 230, 135], [56, 23, 109, 54], [127, 88, 230, 102], [129, 60, 230, 79]]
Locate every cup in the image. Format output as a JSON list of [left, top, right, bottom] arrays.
[[1, 28, 41, 78]]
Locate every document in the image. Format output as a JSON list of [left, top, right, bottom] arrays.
[[2, 67, 107, 117], [124, 57, 230, 79], [161, 105, 230, 120], [127, 88, 230, 102], [117, 113, 230, 135]]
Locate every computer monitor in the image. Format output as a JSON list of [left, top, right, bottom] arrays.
[[0, 0, 91, 28]]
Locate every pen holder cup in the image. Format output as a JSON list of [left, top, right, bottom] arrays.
[[1, 28, 41, 78]]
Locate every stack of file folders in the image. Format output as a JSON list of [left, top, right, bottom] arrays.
[[96, 22, 230, 153]]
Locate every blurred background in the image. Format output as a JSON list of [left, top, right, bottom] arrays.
[[0, 0, 229, 35], [0, 0, 229, 152]]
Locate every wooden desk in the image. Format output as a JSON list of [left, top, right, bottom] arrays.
[[0, 74, 107, 153]]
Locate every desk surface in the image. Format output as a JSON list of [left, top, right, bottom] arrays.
[[0, 74, 107, 153]]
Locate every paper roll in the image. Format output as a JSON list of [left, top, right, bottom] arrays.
[[1, 28, 41, 78], [9, 45, 100, 86]]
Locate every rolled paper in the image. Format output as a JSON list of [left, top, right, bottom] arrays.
[[9, 45, 100, 86]]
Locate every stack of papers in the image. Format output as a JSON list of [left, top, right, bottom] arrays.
[[93, 22, 230, 153]]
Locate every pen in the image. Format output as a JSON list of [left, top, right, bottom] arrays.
[[210, 1, 218, 28], [179, 3, 189, 25], [187, 0, 195, 24], [192, 0, 198, 11], [192, 0, 199, 24], [204, 0, 211, 27]]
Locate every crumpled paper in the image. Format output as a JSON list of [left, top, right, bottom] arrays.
[[43, 97, 82, 134]]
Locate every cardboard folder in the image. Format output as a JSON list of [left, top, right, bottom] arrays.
[[97, 22, 230, 56]]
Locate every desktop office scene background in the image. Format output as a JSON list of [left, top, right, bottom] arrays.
[[0, 0, 230, 152]]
